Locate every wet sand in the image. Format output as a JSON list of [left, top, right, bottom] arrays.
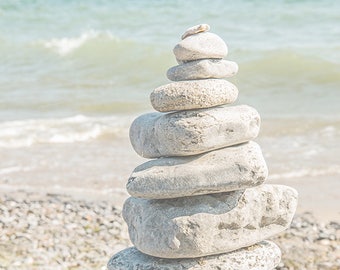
[[1, 161, 339, 223], [1, 131, 340, 223], [1, 138, 339, 269], [268, 175, 340, 222]]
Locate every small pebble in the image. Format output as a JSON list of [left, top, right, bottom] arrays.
[[181, 23, 210, 39]]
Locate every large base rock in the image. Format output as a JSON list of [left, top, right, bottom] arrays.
[[129, 105, 260, 158], [108, 241, 281, 270], [127, 141, 268, 199], [123, 184, 298, 258]]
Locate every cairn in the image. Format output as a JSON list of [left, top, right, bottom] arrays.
[[108, 24, 298, 270]]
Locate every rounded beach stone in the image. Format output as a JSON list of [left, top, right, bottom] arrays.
[[174, 32, 228, 62], [167, 59, 238, 81], [181, 24, 210, 40], [151, 79, 238, 112], [107, 241, 281, 270], [129, 105, 260, 158], [123, 184, 298, 258], [127, 141, 268, 199]]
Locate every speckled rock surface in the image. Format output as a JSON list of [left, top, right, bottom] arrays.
[[129, 105, 260, 158], [107, 241, 281, 270], [167, 59, 238, 81], [174, 32, 228, 62], [127, 141, 268, 199], [123, 184, 298, 258], [151, 79, 238, 112]]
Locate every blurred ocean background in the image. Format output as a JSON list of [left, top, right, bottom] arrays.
[[0, 0, 339, 202]]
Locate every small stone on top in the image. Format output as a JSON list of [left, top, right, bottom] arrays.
[[181, 23, 210, 39], [174, 32, 228, 62]]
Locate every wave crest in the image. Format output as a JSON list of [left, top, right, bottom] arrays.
[[41, 30, 119, 56], [0, 115, 130, 148], [270, 165, 340, 180]]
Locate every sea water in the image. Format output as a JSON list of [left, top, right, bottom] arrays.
[[0, 0, 339, 194]]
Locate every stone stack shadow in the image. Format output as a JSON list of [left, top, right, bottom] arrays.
[[108, 24, 298, 270]]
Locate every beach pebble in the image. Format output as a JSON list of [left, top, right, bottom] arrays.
[[1, 193, 338, 269], [181, 24, 210, 40], [167, 59, 238, 81], [151, 79, 238, 112], [174, 32, 228, 62], [122, 184, 298, 258], [107, 241, 281, 270], [127, 141, 268, 199], [129, 105, 260, 158]]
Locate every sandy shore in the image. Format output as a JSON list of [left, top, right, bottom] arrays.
[[1, 155, 340, 270], [267, 175, 340, 223], [1, 162, 339, 223], [1, 136, 339, 223], [1, 138, 339, 269], [1, 172, 339, 223]]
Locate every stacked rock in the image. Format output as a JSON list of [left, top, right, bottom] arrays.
[[108, 24, 298, 270]]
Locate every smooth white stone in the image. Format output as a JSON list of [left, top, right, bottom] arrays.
[[127, 141, 268, 199], [174, 32, 228, 62], [129, 105, 260, 158], [123, 184, 298, 258], [107, 241, 281, 270], [150, 79, 238, 112], [167, 59, 238, 81], [181, 24, 210, 40]]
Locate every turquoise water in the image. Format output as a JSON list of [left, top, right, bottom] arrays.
[[0, 1, 339, 188], [1, 0, 340, 119]]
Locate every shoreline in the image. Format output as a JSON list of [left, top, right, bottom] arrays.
[[1, 136, 339, 269], [1, 128, 339, 223], [1, 171, 339, 223]]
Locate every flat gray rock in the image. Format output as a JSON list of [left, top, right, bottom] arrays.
[[123, 184, 298, 258], [174, 32, 228, 62], [127, 141, 268, 199], [150, 79, 238, 112], [129, 105, 260, 158], [108, 241, 281, 270], [151, 79, 238, 112], [167, 59, 238, 81]]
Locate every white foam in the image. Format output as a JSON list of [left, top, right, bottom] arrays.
[[0, 166, 34, 175], [320, 125, 337, 136], [0, 115, 130, 148], [270, 165, 340, 180], [41, 30, 117, 56]]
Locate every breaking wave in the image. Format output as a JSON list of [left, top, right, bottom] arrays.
[[0, 115, 131, 148], [40, 30, 120, 56]]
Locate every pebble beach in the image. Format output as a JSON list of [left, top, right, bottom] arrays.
[[1, 192, 339, 270]]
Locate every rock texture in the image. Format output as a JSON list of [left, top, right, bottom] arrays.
[[107, 241, 281, 270], [174, 32, 228, 62], [123, 184, 298, 258], [167, 59, 238, 81], [150, 79, 238, 112], [127, 141, 268, 199], [129, 105, 260, 158], [108, 24, 299, 268]]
